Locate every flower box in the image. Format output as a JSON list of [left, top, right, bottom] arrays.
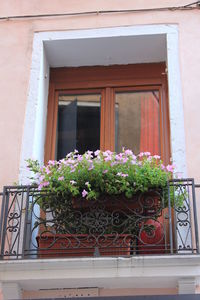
[[72, 190, 162, 217], [27, 149, 178, 258], [36, 233, 131, 258]]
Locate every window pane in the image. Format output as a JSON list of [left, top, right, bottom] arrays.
[[56, 94, 101, 160], [115, 91, 160, 155]]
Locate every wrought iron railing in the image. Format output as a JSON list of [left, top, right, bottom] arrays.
[[0, 179, 199, 259]]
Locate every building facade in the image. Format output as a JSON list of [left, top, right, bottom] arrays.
[[0, 1, 200, 299]]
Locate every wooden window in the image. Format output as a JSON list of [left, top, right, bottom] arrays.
[[45, 63, 170, 164]]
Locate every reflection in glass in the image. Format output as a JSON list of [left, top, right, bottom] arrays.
[[115, 91, 160, 155], [56, 94, 101, 160]]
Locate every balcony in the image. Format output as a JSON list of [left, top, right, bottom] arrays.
[[0, 179, 199, 260]]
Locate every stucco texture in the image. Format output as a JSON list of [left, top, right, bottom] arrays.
[[0, 1, 200, 189]]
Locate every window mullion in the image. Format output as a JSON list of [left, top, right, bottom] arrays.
[[101, 87, 115, 151]]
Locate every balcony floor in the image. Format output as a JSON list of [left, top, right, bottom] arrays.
[[0, 255, 200, 291]]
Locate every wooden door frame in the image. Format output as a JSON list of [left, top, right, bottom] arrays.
[[45, 63, 170, 164]]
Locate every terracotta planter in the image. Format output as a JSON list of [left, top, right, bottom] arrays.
[[37, 190, 164, 257], [36, 233, 131, 258], [72, 190, 162, 216], [72, 195, 140, 212]]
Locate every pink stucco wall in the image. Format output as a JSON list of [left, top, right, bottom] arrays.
[[0, 1, 200, 190], [0, 1, 200, 297]]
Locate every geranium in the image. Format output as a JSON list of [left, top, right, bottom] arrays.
[[27, 149, 176, 203]]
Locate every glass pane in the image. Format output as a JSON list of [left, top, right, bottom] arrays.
[[115, 91, 160, 155], [56, 94, 101, 160]]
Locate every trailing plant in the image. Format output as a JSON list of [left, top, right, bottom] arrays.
[[27, 149, 179, 210]]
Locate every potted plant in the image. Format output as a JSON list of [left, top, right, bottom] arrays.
[[27, 149, 177, 257]]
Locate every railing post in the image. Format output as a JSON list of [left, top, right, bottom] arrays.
[[192, 179, 199, 253], [167, 181, 174, 254], [0, 187, 9, 258], [21, 186, 31, 259], [0, 189, 6, 258]]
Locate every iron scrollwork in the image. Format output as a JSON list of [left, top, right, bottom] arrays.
[[0, 179, 199, 259]]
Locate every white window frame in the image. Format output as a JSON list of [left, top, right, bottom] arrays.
[[19, 24, 187, 183]]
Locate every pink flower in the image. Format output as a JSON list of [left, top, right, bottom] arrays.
[[86, 150, 93, 155], [117, 172, 128, 177], [45, 167, 51, 174], [94, 150, 100, 156], [48, 160, 56, 166], [121, 173, 128, 177], [153, 155, 160, 159], [58, 176, 64, 181], [77, 155, 83, 161], [161, 164, 166, 170], [138, 152, 151, 157], [103, 150, 112, 156], [166, 164, 175, 173], [144, 152, 151, 156], [124, 149, 133, 155], [38, 181, 50, 189], [85, 151, 93, 159], [66, 152, 73, 158], [105, 157, 112, 162], [115, 154, 123, 161], [138, 152, 144, 157], [103, 169, 108, 174], [70, 180, 76, 185], [39, 175, 45, 182], [70, 167, 76, 173], [88, 164, 94, 170], [122, 158, 128, 163], [82, 189, 88, 197]]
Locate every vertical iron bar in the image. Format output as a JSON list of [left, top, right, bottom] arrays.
[[28, 189, 38, 258], [28, 190, 34, 258], [16, 188, 24, 259], [22, 186, 31, 259], [191, 179, 199, 253], [0, 188, 10, 258], [162, 189, 167, 251], [187, 179, 193, 252], [0, 188, 6, 258], [0, 193, 4, 236], [168, 181, 173, 254]]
